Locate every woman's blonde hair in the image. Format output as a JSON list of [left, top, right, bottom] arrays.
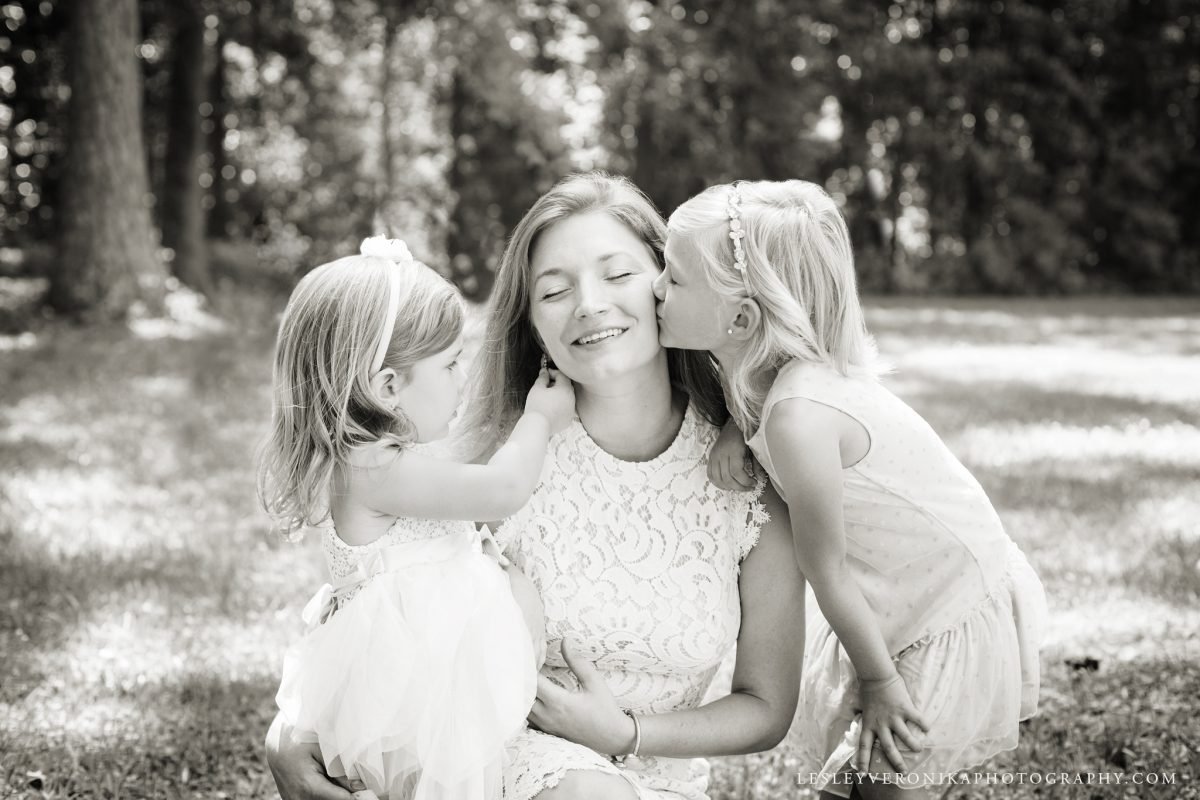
[[668, 179, 881, 433], [456, 171, 727, 462], [257, 254, 464, 537]]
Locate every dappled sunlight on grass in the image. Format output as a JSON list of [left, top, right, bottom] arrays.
[[888, 345, 1199, 407], [2, 296, 1198, 798], [953, 421, 1200, 470]]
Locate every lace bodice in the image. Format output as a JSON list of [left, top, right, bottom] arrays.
[[495, 403, 768, 716], [321, 516, 475, 603]]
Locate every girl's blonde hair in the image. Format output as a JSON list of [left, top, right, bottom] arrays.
[[455, 171, 727, 463], [258, 254, 464, 537], [668, 179, 881, 433]]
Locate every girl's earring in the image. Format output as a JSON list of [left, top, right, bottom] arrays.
[[539, 353, 548, 371], [727, 328, 733, 336]]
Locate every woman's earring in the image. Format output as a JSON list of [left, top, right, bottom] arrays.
[[539, 353, 548, 371], [726, 328, 733, 336]]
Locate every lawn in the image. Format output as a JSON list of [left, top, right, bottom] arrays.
[[2, 292, 1198, 799]]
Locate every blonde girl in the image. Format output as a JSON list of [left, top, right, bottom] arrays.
[[654, 181, 1046, 799], [259, 237, 575, 800]]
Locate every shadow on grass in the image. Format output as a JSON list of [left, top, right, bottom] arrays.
[[865, 296, 1200, 357], [714, 655, 1200, 800], [0, 306, 304, 715], [893, 379, 1200, 436], [1, 673, 280, 800]]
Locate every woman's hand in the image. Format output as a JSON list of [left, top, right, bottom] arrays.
[[708, 417, 757, 491], [265, 713, 359, 800], [854, 673, 928, 774], [527, 639, 636, 756]]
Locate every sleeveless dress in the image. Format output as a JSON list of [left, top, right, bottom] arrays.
[[276, 516, 538, 800], [494, 404, 770, 800], [745, 360, 1047, 794]]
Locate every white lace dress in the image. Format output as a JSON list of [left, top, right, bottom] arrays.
[[494, 404, 769, 800]]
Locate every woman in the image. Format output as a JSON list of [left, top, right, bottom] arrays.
[[265, 173, 806, 800]]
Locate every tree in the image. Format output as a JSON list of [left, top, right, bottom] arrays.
[[51, 0, 166, 317], [160, 0, 210, 292]]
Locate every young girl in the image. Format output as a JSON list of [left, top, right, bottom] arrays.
[[653, 181, 1047, 798], [258, 237, 576, 800]]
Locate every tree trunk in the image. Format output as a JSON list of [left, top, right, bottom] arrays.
[[376, 5, 398, 232], [207, 27, 232, 239], [52, 0, 166, 318], [161, 0, 209, 292]]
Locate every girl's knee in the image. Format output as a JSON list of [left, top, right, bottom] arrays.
[[533, 769, 639, 800]]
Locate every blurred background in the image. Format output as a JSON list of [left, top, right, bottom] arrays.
[[2, 0, 1199, 312], [1, 1, 1198, 798]]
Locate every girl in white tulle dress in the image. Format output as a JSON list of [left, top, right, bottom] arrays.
[[258, 237, 576, 800], [655, 181, 1048, 798]]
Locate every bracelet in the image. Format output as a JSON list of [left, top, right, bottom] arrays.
[[611, 710, 642, 766]]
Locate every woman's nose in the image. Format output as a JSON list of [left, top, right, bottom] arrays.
[[573, 280, 611, 318]]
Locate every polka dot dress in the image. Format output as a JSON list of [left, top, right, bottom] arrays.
[[746, 360, 1047, 795]]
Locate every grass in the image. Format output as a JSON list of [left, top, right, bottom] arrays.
[[2, 292, 1199, 799]]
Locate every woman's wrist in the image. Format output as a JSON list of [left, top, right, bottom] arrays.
[[611, 710, 641, 762]]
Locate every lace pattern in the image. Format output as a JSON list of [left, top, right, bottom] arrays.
[[320, 516, 476, 606], [497, 405, 768, 800]]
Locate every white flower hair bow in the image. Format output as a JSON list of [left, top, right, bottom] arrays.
[[361, 236, 414, 371], [360, 235, 415, 264]]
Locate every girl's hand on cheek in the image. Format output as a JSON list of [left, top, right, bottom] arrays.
[[527, 639, 635, 756]]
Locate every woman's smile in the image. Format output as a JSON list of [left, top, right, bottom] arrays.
[[572, 326, 630, 347]]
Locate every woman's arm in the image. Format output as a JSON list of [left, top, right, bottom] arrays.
[[529, 483, 805, 757]]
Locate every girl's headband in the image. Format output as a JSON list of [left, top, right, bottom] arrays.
[[360, 236, 415, 372], [726, 182, 752, 295]]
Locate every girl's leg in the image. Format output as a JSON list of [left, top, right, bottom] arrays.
[[532, 769, 640, 800], [849, 750, 936, 800]]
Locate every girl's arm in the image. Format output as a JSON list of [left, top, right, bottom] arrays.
[[349, 411, 552, 523], [765, 397, 927, 771], [529, 484, 805, 756], [707, 416, 758, 492], [350, 368, 574, 524]]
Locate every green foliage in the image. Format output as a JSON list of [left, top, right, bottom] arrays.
[[1, 0, 1198, 295]]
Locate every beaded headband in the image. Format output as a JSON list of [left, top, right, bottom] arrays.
[[726, 182, 751, 294], [360, 236, 415, 372]]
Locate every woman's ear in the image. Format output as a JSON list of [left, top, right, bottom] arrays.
[[369, 367, 406, 408], [728, 297, 762, 342], [530, 331, 556, 370]]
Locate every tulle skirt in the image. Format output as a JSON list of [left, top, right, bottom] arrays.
[[796, 540, 1047, 796], [277, 531, 537, 800]]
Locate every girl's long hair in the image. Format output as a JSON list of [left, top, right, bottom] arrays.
[[456, 171, 727, 463], [668, 179, 881, 434], [257, 254, 463, 538]]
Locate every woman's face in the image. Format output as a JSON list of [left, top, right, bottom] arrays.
[[527, 210, 664, 388]]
